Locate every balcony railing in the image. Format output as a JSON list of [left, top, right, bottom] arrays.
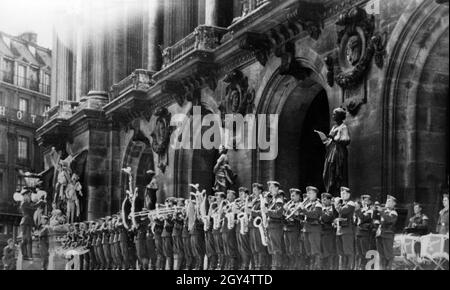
[[0, 70, 51, 95], [110, 69, 154, 101], [162, 25, 228, 68], [242, 0, 271, 16], [0, 105, 45, 127], [44, 101, 79, 122]]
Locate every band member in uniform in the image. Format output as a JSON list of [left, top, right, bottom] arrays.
[[95, 219, 106, 270], [162, 198, 176, 270], [436, 193, 449, 235], [87, 222, 98, 270], [188, 197, 206, 270], [182, 199, 193, 270], [146, 217, 157, 270], [376, 195, 398, 270], [134, 220, 149, 270], [113, 217, 124, 270], [334, 187, 355, 270], [213, 192, 226, 269], [109, 216, 118, 270], [153, 213, 165, 270], [249, 183, 268, 270], [203, 195, 217, 270], [172, 198, 185, 270], [102, 217, 113, 270], [406, 202, 430, 235], [354, 194, 373, 270], [266, 181, 285, 270], [299, 186, 322, 270], [222, 190, 239, 270], [117, 218, 131, 269], [2, 238, 16, 270], [320, 192, 337, 270], [80, 221, 91, 270], [283, 188, 303, 270], [37, 215, 50, 270], [236, 187, 252, 270]]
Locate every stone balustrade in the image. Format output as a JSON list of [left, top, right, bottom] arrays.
[[45, 101, 79, 122], [109, 69, 155, 101], [162, 25, 228, 68]]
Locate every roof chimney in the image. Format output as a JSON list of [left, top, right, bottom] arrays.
[[18, 32, 38, 44]]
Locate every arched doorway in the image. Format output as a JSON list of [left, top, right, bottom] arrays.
[[255, 65, 332, 192], [275, 81, 330, 192]]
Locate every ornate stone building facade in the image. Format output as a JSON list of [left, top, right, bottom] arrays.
[[37, 0, 449, 230], [0, 31, 51, 242]]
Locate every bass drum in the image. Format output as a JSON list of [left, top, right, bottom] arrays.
[[121, 197, 138, 230]]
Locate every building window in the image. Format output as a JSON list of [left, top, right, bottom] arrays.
[[16, 175, 25, 192], [29, 67, 39, 91], [19, 98, 29, 112], [41, 72, 50, 95], [17, 136, 29, 161], [1, 58, 14, 83], [17, 64, 26, 87]]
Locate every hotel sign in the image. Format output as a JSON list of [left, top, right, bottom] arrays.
[[0, 106, 44, 126]]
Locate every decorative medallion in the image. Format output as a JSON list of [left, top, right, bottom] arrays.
[[219, 69, 255, 117], [151, 107, 172, 156]]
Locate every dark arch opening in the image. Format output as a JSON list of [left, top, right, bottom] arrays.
[[276, 83, 330, 193]]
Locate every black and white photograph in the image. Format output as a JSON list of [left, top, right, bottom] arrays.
[[0, 0, 448, 276]]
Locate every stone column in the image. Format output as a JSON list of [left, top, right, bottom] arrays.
[[147, 0, 163, 71], [205, 0, 220, 26]]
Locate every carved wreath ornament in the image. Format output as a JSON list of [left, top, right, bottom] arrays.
[[151, 107, 172, 155], [334, 7, 383, 89]]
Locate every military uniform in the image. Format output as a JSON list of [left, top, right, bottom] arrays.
[[212, 210, 225, 269], [320, 199, 337, 270], [95, 225, 106, 269], [162, 217, 174, 270], [236, 197, 252, 270], [102, 223, 113, 269], [300, 195, 323, 270], [146, 222, 157, 270], [153, 218, 165, 270], [172, 215, 185, 270], [2, 243, 16, 270], [204, 215, 218, 270], [266, 198, 285, 270], [437, 207, 449, 235], [249, 193, 269, 270], [221, 208, 239, 270], [407, 213, 429, 236], [354, 205, 373, 270], [283, 193, 303, 270], [134, 223, 149, 270], [87, 225, 98, 270], [335, 199, 356, 270], [118, 222, 131, 269], [190, 217, 206, 270], [376, 196, 398, 270], [182, 216, 193, 270]]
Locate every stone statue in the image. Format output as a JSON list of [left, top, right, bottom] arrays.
[[144, 170, 158, 210], [19, 188, 45, 260], [213, 145, 236, 193], [65, 173, 83, 224], [315, 108, 351, 195], [345, 35, 362, 66]]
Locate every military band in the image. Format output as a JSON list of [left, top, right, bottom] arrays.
[[55, 182, 449, 271]]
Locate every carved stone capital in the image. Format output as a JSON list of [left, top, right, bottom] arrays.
[[277, 41, 311, 80]]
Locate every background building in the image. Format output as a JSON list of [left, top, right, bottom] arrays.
[[0, 30, 51, 252], [37, 0, 449, 231]]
